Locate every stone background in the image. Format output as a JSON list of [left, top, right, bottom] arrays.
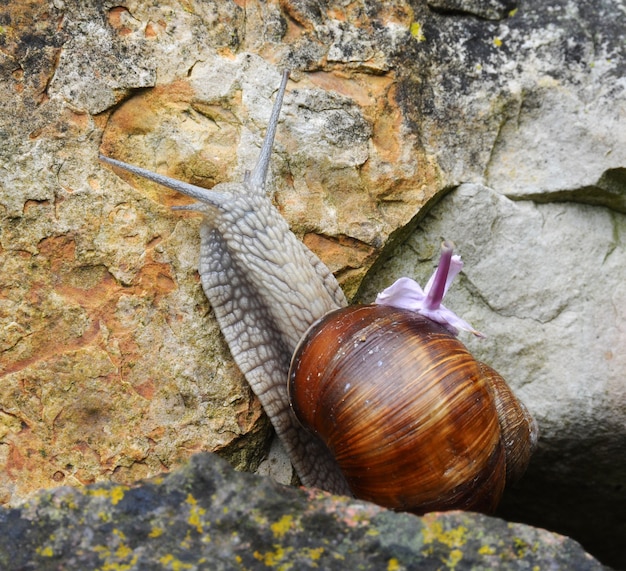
[[0, 0, 624, 568]]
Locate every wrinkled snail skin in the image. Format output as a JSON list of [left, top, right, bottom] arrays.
[[100, 71, 538, 513], [100, 71, 352, 495]]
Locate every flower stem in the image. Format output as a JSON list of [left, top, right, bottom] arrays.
[[423, 241, 454, 310]]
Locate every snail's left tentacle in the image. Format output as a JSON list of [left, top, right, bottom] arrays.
[[99, 155, 227, 206]]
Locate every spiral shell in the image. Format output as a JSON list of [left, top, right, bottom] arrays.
[[288, 304, 537, 514]]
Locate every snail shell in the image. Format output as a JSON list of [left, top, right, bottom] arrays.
[[288, 304, 538, 514]]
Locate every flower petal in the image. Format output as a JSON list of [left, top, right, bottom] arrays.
[[375, 277, 426, 311], [374, 243, 484, 338], [422, 242, 453, 310], [420, 303, 485, 338]]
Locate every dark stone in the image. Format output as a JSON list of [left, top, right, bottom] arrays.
[[427, 0, 518, 20], [0, 453, 610, 571]]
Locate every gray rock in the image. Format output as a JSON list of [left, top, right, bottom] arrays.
[[395, 0, 626, 200], [358, 183, 626, 570], [0, 453, 609, 571]]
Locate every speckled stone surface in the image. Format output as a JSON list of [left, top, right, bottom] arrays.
[[0, 453, 610, 571]]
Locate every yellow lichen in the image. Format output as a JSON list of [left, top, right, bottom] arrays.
[[410, 21, 426, 42], [98, 510, 112, 522], [185, 493, 207, 534], [110, 486, 126, 506], [271, 515, 293, 539], [478, 544, 496, 555], [94, 544, 139, 571], [253, 546, 291, 567], [115, 543, 133, 560], [387, 557, 401, 570], [148, 526, 164, 538], [158, 553, 194, 570], [513, 537, 529, 557], [265, 546, 286, 566], [493, 37, 503, 47], [93, 545, 111, 558], [302, 547, 324, 561], [37, 545, 55, 557], [87, 486, 128, 506], [422, 522, 468, 549], [188, 505, 207, 534], [59, 495, 79, 510], [446, 548, 463, 568]]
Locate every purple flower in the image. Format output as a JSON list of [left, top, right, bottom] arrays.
[[375, 241, 484, 337]]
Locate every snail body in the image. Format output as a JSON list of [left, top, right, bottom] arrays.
[[100, 70, 537, 514]]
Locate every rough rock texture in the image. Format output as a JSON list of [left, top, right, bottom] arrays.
[[359, 183, 626, 568], [0, 452, 610, 571], [0, 0, 625, 568]]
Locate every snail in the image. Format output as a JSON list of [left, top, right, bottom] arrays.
[[100, 70, 538, 514]]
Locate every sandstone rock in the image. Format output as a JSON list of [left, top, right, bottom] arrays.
[[0, 2, 272, 511], [0, 452, 610, 571]]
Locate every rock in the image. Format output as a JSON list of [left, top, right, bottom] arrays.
[[426, 0, 518, 20], [0, 452, 610, 571], [0, 2, 272, 509], [358, 183, 626, 569], [0, 0, 625, 568]]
